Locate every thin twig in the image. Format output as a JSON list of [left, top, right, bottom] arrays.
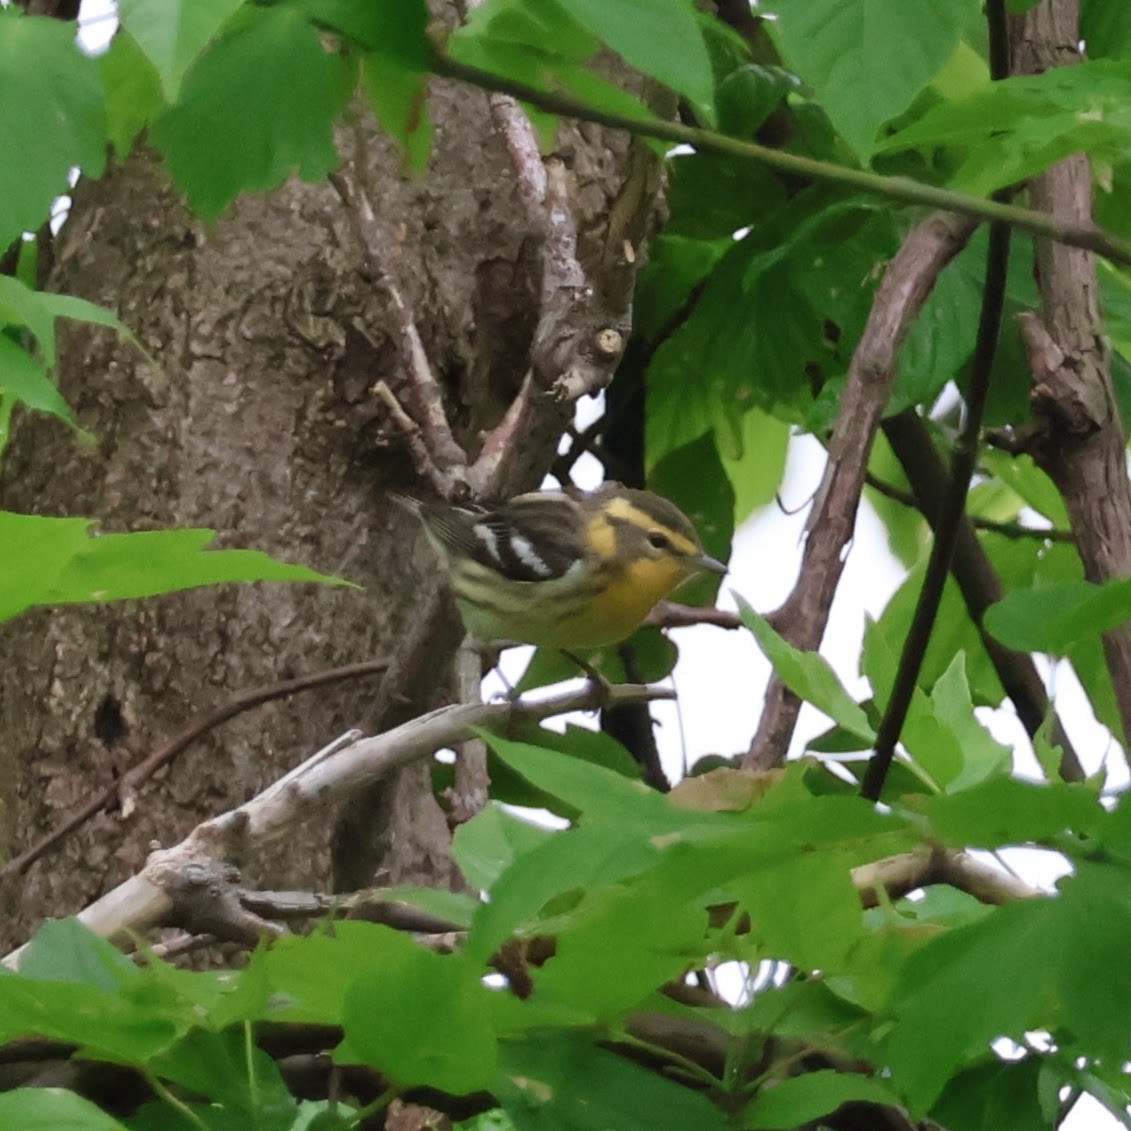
[[645, 601, 742, 631], [433, 54, 1131, 268], [0, 660, 389, 880], [371, 379, 438, 484], [862, 0, 1013, 802], [864, 469, 1074, 542], [329, 168, 467, 494], [881, 410, 1085, 782]]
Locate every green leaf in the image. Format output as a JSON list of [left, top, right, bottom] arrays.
[[17, 918, 138, 992], [297, 0, 434, 167], [717, 64, 798, 138], [448, 0, 657, 135], [892, 240, 982, 415], [534, 880, 709, 1015], [768, 0, 979, 158], [0, 513, 348, 623], [665, 151, 787, 241], [1082, 0, 1131, 61], [495, 1032, 732, 1130], [563, 0, 715, 115], [927, 653, 1013, 790], [731, 850, 864, 970], [646, 196, 888, 461], [737, 598, 876, 744], [486, 721, 641, 810], [879, 60, 1131, 196], [453, 803, 555, 891], [0, 9, 107, 248], [150, 5, 354, 219], [513, 628, 677, 695], [366, 886, 480, 931], [861, 613, 964, 790], [742, 1069, 903, 1129], [720, 409, 792, 525], [149, 1027, 296, 1124], [362, 49, 433, 170], [117, 0, 245, 101], [0, 275, 132, 370], [252, 923, 387, 1025], [100, 30, 166, 158], [633, 234, 728, 345], [985, 576, 1131, 654], [930, 1058, 1048, 1131], [886, 863, 1131, 1110], [872, 565, 1005, 709], [911, 775, 1103, 848], [0, 1089, 127, 1130], [645, 233, 818, 457], [0, 974, 180, 1062], [979, 450, 1068, 527], [479, 731, 674, 826], [341, 931, 497, 1094], [0, 336, 75, 426]]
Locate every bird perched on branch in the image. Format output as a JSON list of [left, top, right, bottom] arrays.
[[394, 483, 727, 651]]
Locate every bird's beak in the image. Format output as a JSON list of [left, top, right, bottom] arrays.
[[695, 551, 728, 576]]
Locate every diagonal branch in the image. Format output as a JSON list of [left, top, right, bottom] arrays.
[[329, 168, 469, 495], [434, 54, 1131, 267], [881, 410, 1085, 782], [743, 211, 977, 770], [3, 681, 672, 967]]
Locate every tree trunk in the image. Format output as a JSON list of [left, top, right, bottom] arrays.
[[0, 49, 664, 948]]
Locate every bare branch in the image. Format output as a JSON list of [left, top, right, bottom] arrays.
[[486, 93, 547, 217], [3, 682, 673, 967], [645, 600, 742, 631], [744, 211, 977, 770], [853, 845, 1041, 907], [330, 169, 467, 494]]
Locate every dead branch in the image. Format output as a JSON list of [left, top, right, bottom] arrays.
[[744, 211, 978, 770], [330, 168, 468, 495], [645, 601, 742, 631], [3, 681, 673, 968]]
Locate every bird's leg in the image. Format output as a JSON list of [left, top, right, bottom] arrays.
[[560, 649, 616, 709]]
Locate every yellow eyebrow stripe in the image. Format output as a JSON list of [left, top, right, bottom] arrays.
[[600, 496, 702, 557]]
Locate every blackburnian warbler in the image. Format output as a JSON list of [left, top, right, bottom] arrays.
[[395, 483, 727, 650]]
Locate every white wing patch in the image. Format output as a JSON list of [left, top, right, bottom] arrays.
[[473, 521, 501, 561], [508, 533, 554, 578]]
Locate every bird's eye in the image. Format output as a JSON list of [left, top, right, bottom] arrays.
[[647, 530, 671, 551]]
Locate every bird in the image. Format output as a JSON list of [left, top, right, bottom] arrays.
[[394, 482, 727, 651]]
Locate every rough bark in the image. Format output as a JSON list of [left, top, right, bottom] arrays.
[[0, 36, 665, 948], [1010, 0, 1131, 751]]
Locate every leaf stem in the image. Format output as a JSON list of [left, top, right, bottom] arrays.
[[143, 1070, 208, 1131]]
